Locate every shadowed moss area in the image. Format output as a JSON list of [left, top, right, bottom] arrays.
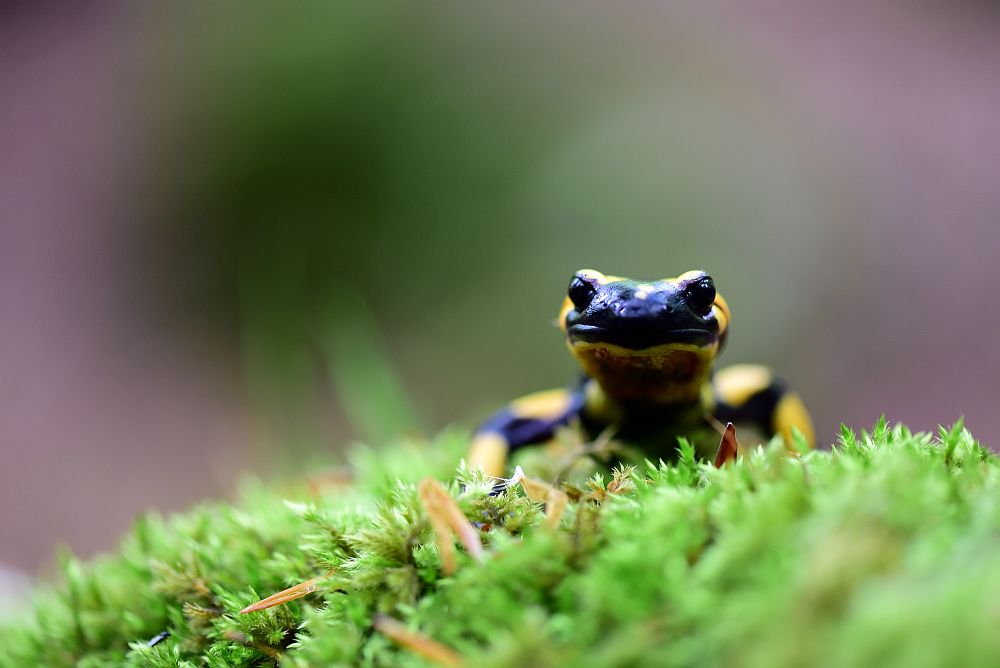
[[2, 420, 998, 667]]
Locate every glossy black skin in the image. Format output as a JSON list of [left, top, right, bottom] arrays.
[[564, 273, 723, 351]]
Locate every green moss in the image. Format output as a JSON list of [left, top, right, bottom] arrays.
[[2, 421, 998, 667]]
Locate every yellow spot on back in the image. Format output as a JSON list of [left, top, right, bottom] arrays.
[[467, 433, 508, 478], [713, 364, 773, 407], [774, 392, 815, 449], [509, 389, 572, 420]]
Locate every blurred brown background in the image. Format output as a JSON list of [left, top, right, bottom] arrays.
[[3, 1, 1000, 601]]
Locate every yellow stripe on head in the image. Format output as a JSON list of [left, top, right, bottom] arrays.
[[558, 297, 574, 332], [712, 293, 731, 341], [576, 269, 610, 283], [675, 269, 706, 282]]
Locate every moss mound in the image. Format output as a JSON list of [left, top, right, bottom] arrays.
[[2, 420, 998, 667]]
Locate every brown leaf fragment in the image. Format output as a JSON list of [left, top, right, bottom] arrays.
[[373, 614, 464, 667], [714, 422, 740, 468], [512, 466, 569, 528], [419, 478, 458, 575], [239, 571, 333, 614], [419, 478, 485, 574], [542, 487, 569, 529]]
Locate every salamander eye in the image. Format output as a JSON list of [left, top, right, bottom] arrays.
[[568, 273, 599, 310], [684, 276, 716, 316]]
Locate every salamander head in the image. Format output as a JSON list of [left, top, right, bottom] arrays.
[[559, 269, 730, 403]]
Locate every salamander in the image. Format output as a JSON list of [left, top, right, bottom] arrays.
[[469, 269, 814, 478]]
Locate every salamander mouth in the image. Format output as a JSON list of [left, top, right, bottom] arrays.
[[567, 323, 717, 351]]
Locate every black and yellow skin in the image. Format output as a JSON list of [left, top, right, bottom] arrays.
[[469, 269, 815, 478]]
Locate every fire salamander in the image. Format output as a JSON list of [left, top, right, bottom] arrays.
[[469, 269, 815, 478]]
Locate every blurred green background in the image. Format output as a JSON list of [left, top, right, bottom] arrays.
[[3, 1, 1000, 586], [151, 2, 841, 452]]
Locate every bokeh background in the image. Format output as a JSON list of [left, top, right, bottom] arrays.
[[4, 1, 1000, 605]]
